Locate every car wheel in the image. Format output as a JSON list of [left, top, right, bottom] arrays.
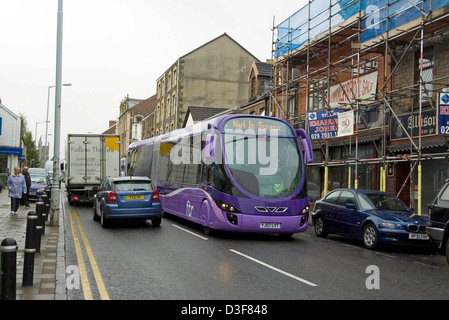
[[93, 204, 100, 222], [152, 217, 162, 227], [314, 216, 328, 238], [362, 223, 378, 249], [445, 237, 449, 265], [100, 207, 110, 228]]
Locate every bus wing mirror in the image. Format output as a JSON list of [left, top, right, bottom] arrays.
[[296, 129, 313, 164], [204, 134, 217, 160]]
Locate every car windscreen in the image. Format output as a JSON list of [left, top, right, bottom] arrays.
[[113, 181, 152, 192], [358, 193, 409, 211], [31, 175, 47, 184]]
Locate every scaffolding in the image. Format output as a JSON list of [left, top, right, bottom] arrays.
[[271, 0, 449, 214]]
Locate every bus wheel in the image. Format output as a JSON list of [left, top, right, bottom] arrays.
[[203, 226, 214, 236]]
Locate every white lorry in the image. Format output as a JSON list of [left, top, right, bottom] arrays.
[[65, 134, 120, 205]]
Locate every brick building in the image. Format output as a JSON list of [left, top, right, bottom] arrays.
[[272, 0, 449, 214]]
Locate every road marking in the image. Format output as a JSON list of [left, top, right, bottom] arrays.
[[68, 210, 93, 300], [413, 261, 441, 269], [74, 211, 110, 300], [229, 249, 318, 287], [375, 251, 396, 258], [172, 224, 209, 241]]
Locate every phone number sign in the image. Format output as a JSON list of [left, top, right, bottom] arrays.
[[438, 93, 449, 135], [308, 110, 344, 140]]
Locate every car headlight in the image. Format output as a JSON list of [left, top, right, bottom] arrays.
[[380, 222, 403, 229], [37, 188, 46, 193]]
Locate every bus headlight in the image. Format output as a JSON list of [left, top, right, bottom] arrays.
[[300, 206, 310, 215], [215, 199, 241, 213]]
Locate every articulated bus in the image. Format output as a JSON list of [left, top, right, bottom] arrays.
[[127, 115, 313, 237]]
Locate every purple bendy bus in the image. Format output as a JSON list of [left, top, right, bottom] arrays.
[[127, 115, 313, 237]]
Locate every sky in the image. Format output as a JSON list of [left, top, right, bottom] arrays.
[[0, 0, 307, 159]]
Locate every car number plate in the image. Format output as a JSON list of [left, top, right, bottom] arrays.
[[409, 233, 429, 240], [260, 223, 281, 229], [126, 195, 144, 200]]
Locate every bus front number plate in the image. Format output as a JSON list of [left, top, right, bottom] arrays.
[[260, 223, 281, 229]]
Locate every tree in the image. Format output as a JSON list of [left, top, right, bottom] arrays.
[[23, 131, 40, 168], [19, 114, 40, 168]]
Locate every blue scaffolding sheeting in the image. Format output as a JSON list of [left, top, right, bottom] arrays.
[[274, 0, 449, 59]]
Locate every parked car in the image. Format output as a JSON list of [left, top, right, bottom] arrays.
[[307, 182, 320, 203], [92, 176, 162, 228], [312, 189, 434, 249], [29, 174, 51, 202], [427, 179, 449, 264]]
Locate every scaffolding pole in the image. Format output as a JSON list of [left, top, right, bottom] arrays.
[[271, 0, 449, 209]]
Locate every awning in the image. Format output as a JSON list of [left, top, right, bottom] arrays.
[[387, 138, 448, 153], [312, 135, 382, 149]]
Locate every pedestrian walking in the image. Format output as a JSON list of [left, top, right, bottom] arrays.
[[22, 166, 31, 207], [6, 166, 27, 215]]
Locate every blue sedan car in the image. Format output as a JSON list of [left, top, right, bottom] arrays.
[[93, 176, 162, 228], [312, 189, 434, 249], [29, 174, 51, 202]]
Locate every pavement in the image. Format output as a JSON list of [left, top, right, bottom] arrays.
[[0, 190, 67, 300]]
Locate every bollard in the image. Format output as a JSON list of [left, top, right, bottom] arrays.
[[35, 207, 43, 254], [1, 238, 18, 300], [41, 193, 49, 222], [36, 200, 45, 236], [22, 212, 38, 287]]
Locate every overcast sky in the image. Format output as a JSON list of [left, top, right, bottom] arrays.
[[0, 0, 307, 159]]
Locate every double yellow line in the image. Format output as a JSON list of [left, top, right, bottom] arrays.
[[69, 210, 110, 300]]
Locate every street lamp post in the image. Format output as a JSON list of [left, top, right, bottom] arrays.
[[34, 121, 49, 145], [51, 0, 64, 227], [46, 83, 71, 163]]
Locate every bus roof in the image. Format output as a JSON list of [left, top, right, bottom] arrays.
[[128, 114, 295, 152]]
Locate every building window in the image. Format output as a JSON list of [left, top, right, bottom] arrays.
[[289, 95, 297, 120], [166, 97, 171, 118], [352, 57, 378, 76], [309, 78, 328, 111], [172, 93, 176, 115], [173, 67, 177, 87], [415, 46, 434, 105]]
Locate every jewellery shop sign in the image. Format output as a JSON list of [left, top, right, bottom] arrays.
[[390, 109, 436, 140]]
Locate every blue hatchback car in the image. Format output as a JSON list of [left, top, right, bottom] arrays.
[[92, 176, 162, 228], [312, 189, 434, 249], [29, 174, 51, 202]]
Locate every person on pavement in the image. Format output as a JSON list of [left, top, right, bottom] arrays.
[[7, 166, 27, 215], [22, 166, 31, 207]]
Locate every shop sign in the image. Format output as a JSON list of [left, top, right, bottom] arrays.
[[390, 109, 437, 140], [438, 93, 449, 135], [308, 109, 344, 140], [329, 72, 378, 108]]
